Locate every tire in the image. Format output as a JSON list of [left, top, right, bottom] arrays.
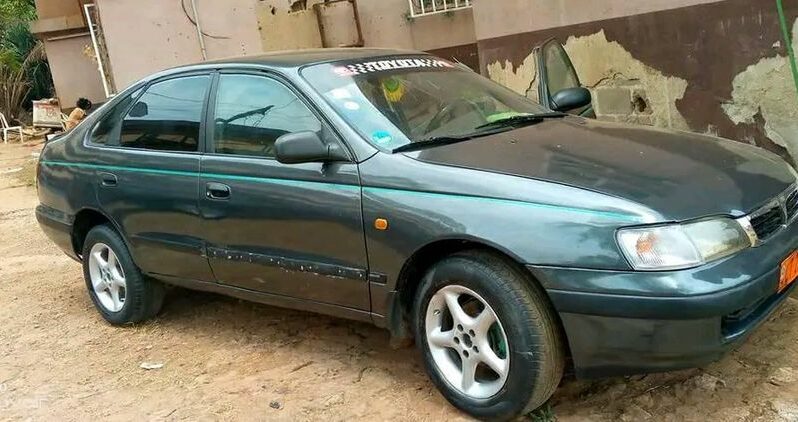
[[412, 250, 564, 421], [81, 224, 165, 325]]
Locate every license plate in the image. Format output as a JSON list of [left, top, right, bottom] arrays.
[[779, 250, 798, 292]]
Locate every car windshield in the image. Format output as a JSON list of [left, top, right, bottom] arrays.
[[301, 56, 550, 151]]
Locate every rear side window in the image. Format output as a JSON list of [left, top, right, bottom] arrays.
[[119, 75, 209, 152], [90, 87, 142, 145], [212, 74, 321, 158]]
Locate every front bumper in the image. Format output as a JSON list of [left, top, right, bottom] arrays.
[[531, 216, 798, 379]]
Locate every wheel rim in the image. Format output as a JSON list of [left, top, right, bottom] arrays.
[[88, 243, 126, 313], [425, 284, 509, 399]]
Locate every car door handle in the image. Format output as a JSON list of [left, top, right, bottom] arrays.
[[99, 172, 117, 187], [206, 182, 231, 200]]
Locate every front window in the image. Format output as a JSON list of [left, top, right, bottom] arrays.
[[212, 74, 321, 158], [301, 56, 549, 151]]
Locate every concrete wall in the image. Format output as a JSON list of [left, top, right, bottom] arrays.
[[91, 0, 477, 92], [473, 0, 724, 40], [43, 34, 107, 107], [95, 0, 262, 90], [477, 0, 798, 162], [255, 0, 477, 67], [34, 0, 83, 20]]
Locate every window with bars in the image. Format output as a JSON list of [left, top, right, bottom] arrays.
[[408, 0, 472, 17]]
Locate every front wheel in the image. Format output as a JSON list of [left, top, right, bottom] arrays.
[[413, 251, 564, 420]]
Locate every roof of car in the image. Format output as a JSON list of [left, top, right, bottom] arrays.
[[201, 48, 426, 69]]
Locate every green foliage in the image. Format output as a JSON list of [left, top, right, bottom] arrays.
[[0, 0, 36, 25], [526, 403, 557, 422], [0, 0, 53, 123]]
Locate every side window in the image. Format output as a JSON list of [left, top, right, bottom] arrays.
[[542, 41, 580, 95], [119, 75, 209, 152], [213, 74, 321, 158], [90, 87, 142, 145]]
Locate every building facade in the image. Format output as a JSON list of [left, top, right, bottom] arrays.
[[31, 0, 798, 161]]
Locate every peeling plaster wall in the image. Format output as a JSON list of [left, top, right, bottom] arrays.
[[476, 0, 798, 162], [486, 54, 539, 102], [486, 30, 690, 130], [724, 19, 798, 158], [564, 31, 689, 130]]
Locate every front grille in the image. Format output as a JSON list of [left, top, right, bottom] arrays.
[[786, 189, 798, 219], [750, 205, 784, 240]]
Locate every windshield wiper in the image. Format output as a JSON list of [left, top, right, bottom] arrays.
[[474, 112, 567, 130], [392, 127, 512, 153]]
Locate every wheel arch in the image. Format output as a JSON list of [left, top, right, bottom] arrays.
[[388, 236, 562, 344], [71, 207, 129, 260]]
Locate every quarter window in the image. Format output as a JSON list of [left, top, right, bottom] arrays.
[[119, 75, 209, 152], [212, 74, 321, 158], [90, 87, 142, 145]]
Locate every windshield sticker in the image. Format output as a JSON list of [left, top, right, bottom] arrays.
[[330, 88, 351, 99], [333, 58, 454, 77], [371, 130, 393, 145], [343, 101, 361, 111]]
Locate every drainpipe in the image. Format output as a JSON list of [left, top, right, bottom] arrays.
[[777, 0, 798, 101], [189, 0, 208, 60], [84, 3, 113, 98]]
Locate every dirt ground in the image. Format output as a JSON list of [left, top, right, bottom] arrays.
[[1, 141, 798, 421]]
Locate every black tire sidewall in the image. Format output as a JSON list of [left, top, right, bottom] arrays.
[[81, 224, 148, 325], [413, 253, 556, 420]]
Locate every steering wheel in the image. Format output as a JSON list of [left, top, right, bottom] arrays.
[[424, 98, 485, 134]]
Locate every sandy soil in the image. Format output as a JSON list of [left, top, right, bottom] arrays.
[[1, 142, 797, 421]]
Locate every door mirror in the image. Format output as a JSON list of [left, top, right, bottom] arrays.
[[550, 87, 592, 112], [128, 101, 148, 118], [535, 38, 594, 116], [275, 131, 348, 164]]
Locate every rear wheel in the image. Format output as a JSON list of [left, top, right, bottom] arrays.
[[413, 251, 564, 420], [82, 225, 164, 324]]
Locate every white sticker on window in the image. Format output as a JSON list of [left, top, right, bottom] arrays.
[[343, 101, 360, 111], [331, 88, 351, 99], [333, 58, 454, 77]]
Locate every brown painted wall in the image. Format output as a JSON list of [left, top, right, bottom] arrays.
[[472, 0, 724, 40], [428, 43, 479, 71], [43, 34, 107, 108], [255, 0, 475, 53], [96, 0, 262, 90], [478, 0, 798, 161], [34, 0, 82, 20]]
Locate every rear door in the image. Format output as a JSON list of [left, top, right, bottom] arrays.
[[199, 71, 370, 310], [93, 73, 214, 281]]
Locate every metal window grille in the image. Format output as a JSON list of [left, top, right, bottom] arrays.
[[408, 0, 472, 18]]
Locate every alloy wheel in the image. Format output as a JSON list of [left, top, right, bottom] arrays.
[[87, 242, 127, 312], [425, 284, 510, 399]]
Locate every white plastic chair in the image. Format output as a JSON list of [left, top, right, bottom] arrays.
[[0, 112, 23, 144]]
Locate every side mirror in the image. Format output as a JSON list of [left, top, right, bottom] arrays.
[[550, 87, 592, 112], [129, 101, 148, 118], [275, 131, 349, 164]]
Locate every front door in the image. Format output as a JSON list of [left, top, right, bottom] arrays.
[[199, 72, 369, 310]]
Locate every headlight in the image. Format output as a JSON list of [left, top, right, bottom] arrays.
[[617, 218, 752, 271]]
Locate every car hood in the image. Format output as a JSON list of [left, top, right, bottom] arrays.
[[406, 117, 795, 221]]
